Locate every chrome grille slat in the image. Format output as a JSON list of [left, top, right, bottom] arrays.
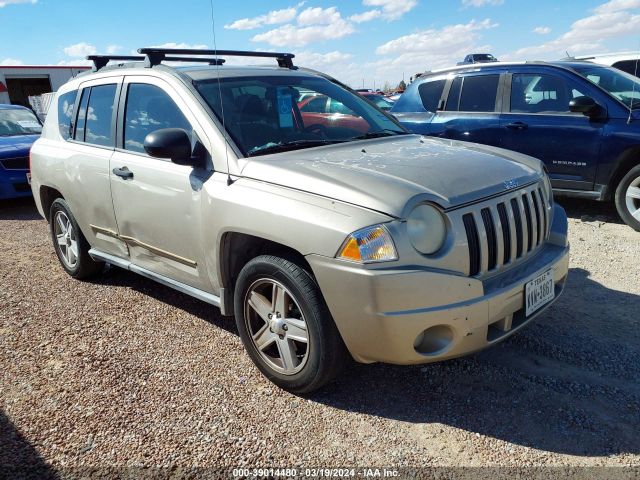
[[461, 182, 549, 278]]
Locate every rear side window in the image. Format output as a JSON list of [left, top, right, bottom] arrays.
[[418, 79, 446, 112], [458, 75, 499, 112], [74, 84, 117, 146], [57, 91, 77, 140], [445, 77, 462, 111], [123, 83, 192, 154]]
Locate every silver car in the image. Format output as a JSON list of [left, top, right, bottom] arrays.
[[29, 48, 570, 392]]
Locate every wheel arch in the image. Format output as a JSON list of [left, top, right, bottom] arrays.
[[39, 185, 65, 222], [218, 231, 315, 316], [606, 146, 640, 200]]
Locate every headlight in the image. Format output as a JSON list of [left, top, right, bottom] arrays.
[[407, 204, 447, 255], [337, 225, 398, 263]]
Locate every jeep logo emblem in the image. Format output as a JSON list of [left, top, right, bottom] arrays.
[[504, 179, 519, 190]]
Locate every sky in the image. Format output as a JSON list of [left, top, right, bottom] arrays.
[[1, 0, 639, 89]]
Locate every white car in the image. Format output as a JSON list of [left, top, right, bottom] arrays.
[[568, 52, 640, 78]]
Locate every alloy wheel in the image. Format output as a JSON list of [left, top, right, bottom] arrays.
[[625, 176, 640, 222], [53, 211, 78, 269], [244, 278, 310, 375]]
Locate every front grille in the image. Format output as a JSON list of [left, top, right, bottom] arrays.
[[461, 182, 550, 277], [1, 157, 29, 170]]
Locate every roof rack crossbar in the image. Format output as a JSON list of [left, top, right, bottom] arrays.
[[137, 48, 296, 69], [87, 55, 145, 71]]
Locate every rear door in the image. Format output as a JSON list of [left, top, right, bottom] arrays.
[[429, 72, 503, 147], [63, 77, 129, 258], [109, 75, 212, 291], [500, 70, 605, 190]]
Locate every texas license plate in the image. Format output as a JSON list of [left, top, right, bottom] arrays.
[[525, 270, 555, 316]]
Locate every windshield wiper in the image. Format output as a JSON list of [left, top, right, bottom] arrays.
[[247, 139, 346, 156], [350, 129, 410, 140]]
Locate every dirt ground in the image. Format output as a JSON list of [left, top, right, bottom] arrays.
[[1, 196, 639, 478]]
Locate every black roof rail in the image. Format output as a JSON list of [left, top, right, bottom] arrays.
[[87, 55, 144, 71], [137, 47, 296, 69]]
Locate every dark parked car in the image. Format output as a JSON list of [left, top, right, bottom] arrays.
[[457, 53, 498, 65], [391, 61, 640, 230], [0, 104, 42, 200]]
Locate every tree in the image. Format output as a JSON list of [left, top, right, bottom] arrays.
[[398, 80, 407, 91]]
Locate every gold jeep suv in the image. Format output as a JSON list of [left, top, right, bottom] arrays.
[[30, 48, 569, 392]]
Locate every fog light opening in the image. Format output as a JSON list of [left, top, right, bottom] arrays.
[[413, 325, 455, 355]]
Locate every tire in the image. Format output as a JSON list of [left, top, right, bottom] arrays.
[[614, 164, 640, 232], [49, 198, 104, 279], [233, 255, 349, 393]]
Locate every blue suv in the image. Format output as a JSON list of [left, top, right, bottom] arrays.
[[0, 104, 42, 200], [391, 61, 640, 230]]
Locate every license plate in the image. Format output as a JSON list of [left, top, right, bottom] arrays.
[[26, 173, 31, 185], [525, 270, 555, 316]]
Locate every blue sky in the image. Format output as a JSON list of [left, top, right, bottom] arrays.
[[1, 0, 639, 88]]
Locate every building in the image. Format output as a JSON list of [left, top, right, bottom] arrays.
[[0, 65, 90, 106]]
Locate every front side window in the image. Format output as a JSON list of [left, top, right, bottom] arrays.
[[123, 83, 192, 153], [511, 73, 585, 114], [0, 107, 42, 136], [57, 91, 76, 140], [611, 60, 640, 77], [418, 79, 446, 112], [194, 75, 406, 156], [573, 65, 640, 110]]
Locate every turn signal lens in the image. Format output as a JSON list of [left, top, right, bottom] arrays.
[[337, 225, 398, 263]]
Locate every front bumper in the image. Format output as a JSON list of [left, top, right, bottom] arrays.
[[0, 172, 32, 200], [307, 204, 570, 364]]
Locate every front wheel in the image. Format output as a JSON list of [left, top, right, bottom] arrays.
[[614, 164, 640, 231], [233, 255, 348, 393]]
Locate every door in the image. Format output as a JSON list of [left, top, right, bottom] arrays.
[[500, 72, 605, 190], [109, 76, 211, 291], [429, 73, 503, 147], [62, 78, 129, 259]]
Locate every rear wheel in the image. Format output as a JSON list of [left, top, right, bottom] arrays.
[[614, 164, 640, 231], [234, 255, 348, 393], [50, 198, 104, 279]]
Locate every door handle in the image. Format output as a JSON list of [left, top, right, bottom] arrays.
[[505, 122, 528, 131], [113, 166, 134, 179]]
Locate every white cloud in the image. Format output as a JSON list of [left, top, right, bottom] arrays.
[[63, 42, 97, 58], [106, 44, 121, 54], [295, 50, 353, 66], [224, 5, 299, 30], [252, 10, 354, 47], [0, 0, 36, 7], [362, 0, 417, 20], [297, 6, 340, 26], [0, 58, 23, 65], [56, 59, 93, 66], [462, 0, 504, 6], [350, 9, 382, 23], [594, 0, 640, 13], [151, 42, 209, 50], [533, 26, 551, 35], [503, 1, 640, 60]]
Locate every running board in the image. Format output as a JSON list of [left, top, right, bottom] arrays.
[[88, 249, 221, 309]]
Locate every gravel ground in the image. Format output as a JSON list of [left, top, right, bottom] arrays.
[[1, 196, 639, 478]]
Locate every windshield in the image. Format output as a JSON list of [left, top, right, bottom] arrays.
[[194, 75, 407, 156], [573, 65, 640, 109], [476, 54, 496, 61], [0, 108, 42, 136]]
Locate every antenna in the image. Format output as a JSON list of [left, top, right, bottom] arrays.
[[628, 40, 640, 125], [209, 0, 233, 186]]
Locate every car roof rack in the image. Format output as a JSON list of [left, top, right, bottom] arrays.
[[137, 47, 296, 69], [87, 54, 227, 72]]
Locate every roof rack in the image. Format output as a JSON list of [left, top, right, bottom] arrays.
[[87, 54, 227, 72], [137, 47, 296, 69]]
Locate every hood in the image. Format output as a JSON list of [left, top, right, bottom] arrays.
[[240, 135, 543, 218], [0, 134, 39, 158]]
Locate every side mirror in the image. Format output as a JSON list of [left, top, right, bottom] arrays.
[[569, 96, 602, 117], [144, 128, 197, 166]]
